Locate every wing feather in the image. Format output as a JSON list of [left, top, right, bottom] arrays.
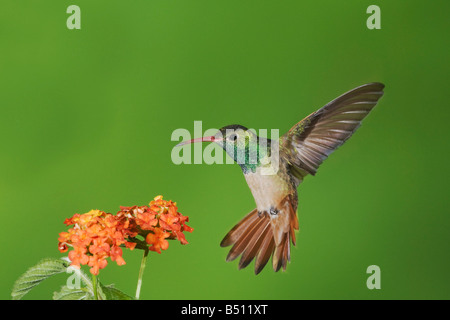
[[280, 83, 384, 180]]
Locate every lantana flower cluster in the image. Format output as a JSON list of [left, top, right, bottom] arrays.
[[58, 196, 192, 275]]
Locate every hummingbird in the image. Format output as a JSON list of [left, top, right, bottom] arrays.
[[176, 83, 385, 274]]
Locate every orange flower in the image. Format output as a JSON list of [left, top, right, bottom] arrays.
[[146, 228, 170, 254], [68, 246, 89, 268], [58, 242, 68, 253], [88, 254, 108, 275], [59, 195, 193, 274], [59, 209, 135, 275], [147, 195, 194, 246], [110, 245, 126, 266], [135, 207, 158, 230], [159, 210, 180, 231]]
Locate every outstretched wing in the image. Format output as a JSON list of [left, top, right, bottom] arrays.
[[280, 82, 385, 182]]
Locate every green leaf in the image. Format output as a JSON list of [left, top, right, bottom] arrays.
[[57, 267, 108, 300], [53, 285, 93, 300], [11, 258, 70, 300], [100, 284, 135, 300], [12, 257, 130, 300]]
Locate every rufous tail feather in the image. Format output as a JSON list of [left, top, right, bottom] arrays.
[[221, 198, 299, 274]]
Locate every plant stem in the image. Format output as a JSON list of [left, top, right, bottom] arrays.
[[135, 248, 149, 300], [92, 274, 98, 300]]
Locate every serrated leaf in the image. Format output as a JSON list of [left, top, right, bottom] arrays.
[[100, 284, 135, 300], [53, 285, 93, 300], [11, 258, 70, 300]]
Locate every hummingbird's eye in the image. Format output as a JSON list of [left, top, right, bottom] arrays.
[[228, 133, 238, 142]]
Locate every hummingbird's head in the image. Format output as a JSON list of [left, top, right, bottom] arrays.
[[214, 125, 257, 161], [216, 124, 249, 147], [176, 124, 262, 165]]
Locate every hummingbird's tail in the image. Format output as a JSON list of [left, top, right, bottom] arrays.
[[220, 202, 297, 274]]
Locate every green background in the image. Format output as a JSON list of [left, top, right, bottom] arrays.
[[1, 0, 449, 300]]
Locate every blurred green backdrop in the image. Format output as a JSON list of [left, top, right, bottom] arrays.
[[1, 0, 449, 300]]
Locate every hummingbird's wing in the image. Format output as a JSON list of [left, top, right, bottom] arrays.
[[280, 82, 384, 182]]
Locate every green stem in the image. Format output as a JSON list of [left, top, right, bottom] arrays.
[[92, 274, 98, 300], [135, 248, 149, 300]]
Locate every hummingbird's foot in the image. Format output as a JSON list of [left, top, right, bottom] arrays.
[[269, 207, 279, 216]]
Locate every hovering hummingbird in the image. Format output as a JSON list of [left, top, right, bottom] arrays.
[[176, 83, 385, 274]]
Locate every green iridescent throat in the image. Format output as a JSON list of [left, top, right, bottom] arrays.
[[224, 137, 271, 174]]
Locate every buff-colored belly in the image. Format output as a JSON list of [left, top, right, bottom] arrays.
[[244, 170, 289, 212]]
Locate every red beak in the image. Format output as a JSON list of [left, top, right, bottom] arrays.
[[175, 136, 219, 147]]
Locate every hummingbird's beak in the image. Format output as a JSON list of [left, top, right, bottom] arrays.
[[175, 135, 220, 147]]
